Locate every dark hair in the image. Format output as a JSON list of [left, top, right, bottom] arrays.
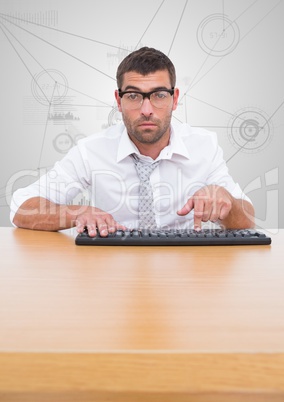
[[116, 47, 176, 89]]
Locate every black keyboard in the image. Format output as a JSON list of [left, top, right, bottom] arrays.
[[75, 228, 271, 246]]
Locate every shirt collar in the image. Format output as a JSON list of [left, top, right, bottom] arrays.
[[116, 127, 140, 163], [160, 123, 190, 160], [116, 123, 190, 163]]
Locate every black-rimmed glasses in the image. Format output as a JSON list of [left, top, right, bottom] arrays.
[[118, 88, 174, 109]]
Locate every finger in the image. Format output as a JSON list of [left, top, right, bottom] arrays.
[[76, 218, 98, 237], [75, 221, 85, 233], [97, 214, 120, 237], [193, 198, 205, 231], [97, 221, 109, 237], [219, 201, 232, 220], [210, 203, 221, 222], [102, 220, 115, 234], [86, 223, 98, 237], [116, 222, 128, 231], [102, 218, 127, 233], [201, 198, 213, 222], [75, 218, 89, 234], [97, 221, 126, 235], [177, 198, 194, 216], [104, 215, 123, 233]]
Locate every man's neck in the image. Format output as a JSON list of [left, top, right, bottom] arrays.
[[130, 129, 171, 160]]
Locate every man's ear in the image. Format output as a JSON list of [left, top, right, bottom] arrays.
[[115, 90, 122, 112], [172, 88, 180, 111]]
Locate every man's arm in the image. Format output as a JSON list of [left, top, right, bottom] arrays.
[[13, 197, 126, 237], [177, 185, 255, 230]]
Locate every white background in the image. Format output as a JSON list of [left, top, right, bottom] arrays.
[[0, 0, 283, 229]]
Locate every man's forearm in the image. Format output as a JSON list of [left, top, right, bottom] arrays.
[[13, 197, 81, 231], [219, 198, 255, 229]]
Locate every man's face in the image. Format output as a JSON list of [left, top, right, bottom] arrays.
[[115, 70, 179, 151]]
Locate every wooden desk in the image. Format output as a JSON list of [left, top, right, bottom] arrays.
[[0, 227, 283, 401]]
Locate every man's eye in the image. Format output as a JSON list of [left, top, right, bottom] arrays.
[[127, 93, 139, 101], [153, 92, 167, 99]]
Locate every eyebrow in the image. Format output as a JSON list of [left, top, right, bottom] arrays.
[[123, 85, 170, 92]]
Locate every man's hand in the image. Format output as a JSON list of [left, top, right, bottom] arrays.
[[75, 206, 127, 237], [13, 197, 127, 236], [177, 185, 254, 230]]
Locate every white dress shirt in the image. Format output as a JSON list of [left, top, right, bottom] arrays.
[[10, 122, 251, 230]]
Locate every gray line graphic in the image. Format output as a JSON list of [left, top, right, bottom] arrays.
[[38, 88, 55, 168], [0, 13, 115, 81], [107, 44, 134, 65], [134, 0, 166, 50], [53, 127, 86, 154], [0, 21, 49, 104], [3, 10, 58, 27], [108, 106, 122, 127], [188, 1, 260, 92], [227, 107, 273, 154], [31, 69, 69, 106], [188, 94, 238, 118], [189, 0, 281, 91], [168, 0, 189, 56], [0, 17, 112, 108], [238, 0, 283, 43], [0, 12, 128, 51], [53, 132, 73, 154], [262, 99, 284, 130], [197, 13, 240, 57]]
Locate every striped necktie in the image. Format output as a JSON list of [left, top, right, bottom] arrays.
[[132, 155, 160, 230]]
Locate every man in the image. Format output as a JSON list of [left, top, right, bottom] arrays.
[[11, 47, 254, 236]]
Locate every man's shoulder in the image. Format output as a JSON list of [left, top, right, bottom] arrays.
[[78, 123, 125, 146], [173, 122, 217, 142]]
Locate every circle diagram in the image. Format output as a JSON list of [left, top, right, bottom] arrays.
[[228, 108, 273, 154], [197, 14, 240, 57], [53, 132, 73, 154], [74, 134, 86, 144], [108, 106, 122, 126], [31, 69, 69, 106]]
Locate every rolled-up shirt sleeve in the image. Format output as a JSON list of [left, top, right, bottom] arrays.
[[205, 133, 252, 203], [10, 145, 90, 225]]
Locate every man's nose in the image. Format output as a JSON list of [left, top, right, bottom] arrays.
[[140, 97, 154, 116]]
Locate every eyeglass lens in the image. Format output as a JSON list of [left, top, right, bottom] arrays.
[[121, 90, 173, 109]]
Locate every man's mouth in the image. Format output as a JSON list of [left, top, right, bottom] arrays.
[[138, 122, 157, 127]]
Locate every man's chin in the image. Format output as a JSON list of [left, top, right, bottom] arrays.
[[141, 127, 156, 134], [137, 132, 163, 145]]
